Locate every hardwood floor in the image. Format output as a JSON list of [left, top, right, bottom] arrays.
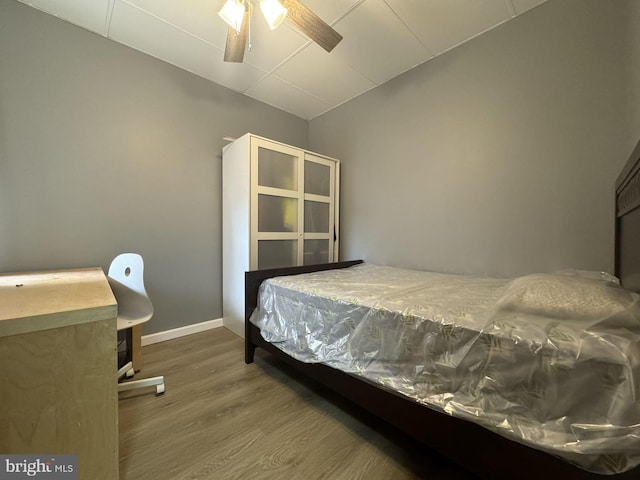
[[119, 328, 478, 480]]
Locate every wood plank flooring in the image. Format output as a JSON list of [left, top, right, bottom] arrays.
[[119, 328, 478, 480]]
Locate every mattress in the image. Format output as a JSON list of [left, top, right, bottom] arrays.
[[250, 263, 640, 474]]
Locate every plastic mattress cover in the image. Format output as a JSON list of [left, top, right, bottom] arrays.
[[249, 263, 640, 474]]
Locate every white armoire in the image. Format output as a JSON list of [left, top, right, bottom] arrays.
[[222, 133, 340, 337]]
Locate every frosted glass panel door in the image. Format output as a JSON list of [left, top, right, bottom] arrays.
[[258, 240, 298, 269], [304, 239, 330, 265], [304, 201, 329, 233], [258, 195, 298, 232], [251, 138, 304, 270], [304, 161, 330, 196], [258, 147, 298, 190], [303, 154, 335, 265]]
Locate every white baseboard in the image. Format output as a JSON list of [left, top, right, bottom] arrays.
[[142, 318, 223, 346]]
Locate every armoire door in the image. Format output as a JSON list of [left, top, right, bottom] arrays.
[[250, 137, 304, 270], [303, 154, 336, 265]]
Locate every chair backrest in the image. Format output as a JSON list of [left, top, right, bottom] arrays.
[[108, 253, 153, 323], [108, 253, 148, 297]]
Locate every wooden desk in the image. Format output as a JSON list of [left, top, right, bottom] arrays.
[[0, 268, 119, 480]]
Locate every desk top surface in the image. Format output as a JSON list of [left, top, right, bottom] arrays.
[[0, 268, 117, 338]]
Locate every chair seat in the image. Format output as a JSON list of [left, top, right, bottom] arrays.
[[108, 276, 153, 331], [117, 316, 149, 331]]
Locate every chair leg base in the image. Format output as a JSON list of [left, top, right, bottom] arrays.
[[118, 375, 165, 396], [118, 360, 165, 396], [118, 361, 135, 379]]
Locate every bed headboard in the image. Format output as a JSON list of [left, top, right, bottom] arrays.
[[615, 138, 640, 292]]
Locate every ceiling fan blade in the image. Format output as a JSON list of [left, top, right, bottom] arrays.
[[281, 0, 343, 53], [223, 8, 250, 62]]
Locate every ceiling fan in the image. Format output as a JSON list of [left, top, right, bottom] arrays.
[[218, 0, 343, 63]]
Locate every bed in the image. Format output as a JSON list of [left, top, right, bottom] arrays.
[[244, 139, 640, 480]]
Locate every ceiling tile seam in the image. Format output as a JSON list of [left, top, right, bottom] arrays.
[[259, 7, 383, 97], [515, 0, 551, 15], [332, 52, 390, 87], [505, 0, 518, 18], [428, 16, 514, 58], [257, 72, 332, 107], [105, 0, 117, 37], [380, 0, 436, 58], [374, 56, 433, 86], [309, 93, 368, 120], [308, 79, 384, 120], [342, 65, 379, 87], [239, 39, 315, 93], [324, 0, 369, 27], [272, 50, 379, 103], [238, 70, 269, 94], [116, 0, 227, 56], [242, 47, 378, 105]]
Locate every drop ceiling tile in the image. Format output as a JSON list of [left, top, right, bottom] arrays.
[[272, 42, 375, 105], [384, 0, 512, 55], [290, 0, 365, 25], [121, 0, 228, 48], [245, 75, 331, 120], [207, 60, 268, 94], [332, 0, 432, 85], [17, 0, 112, 35], [109, 0, 266, 92], [511, 0, 550, 14]]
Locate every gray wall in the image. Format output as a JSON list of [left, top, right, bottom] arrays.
[[0, 0, 308, 334], [309, 0, 640, 278], [3, 0, 640, 336]]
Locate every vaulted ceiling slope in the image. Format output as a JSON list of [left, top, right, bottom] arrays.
[[17, 0, 550, 120]]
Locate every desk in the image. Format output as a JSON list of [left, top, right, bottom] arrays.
[[0, 268, 119, 480]]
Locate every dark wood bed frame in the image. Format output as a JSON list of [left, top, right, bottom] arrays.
[[244, 139, 640, 480]]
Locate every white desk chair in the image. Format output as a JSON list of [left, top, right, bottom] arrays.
[[108, 253, 165, 396]]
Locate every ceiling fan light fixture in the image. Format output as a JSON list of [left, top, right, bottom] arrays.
[[259, 0, 287, 30], [219, 0, 246, 33]]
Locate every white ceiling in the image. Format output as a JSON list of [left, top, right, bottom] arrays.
[[17, 0, 550, 120]]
